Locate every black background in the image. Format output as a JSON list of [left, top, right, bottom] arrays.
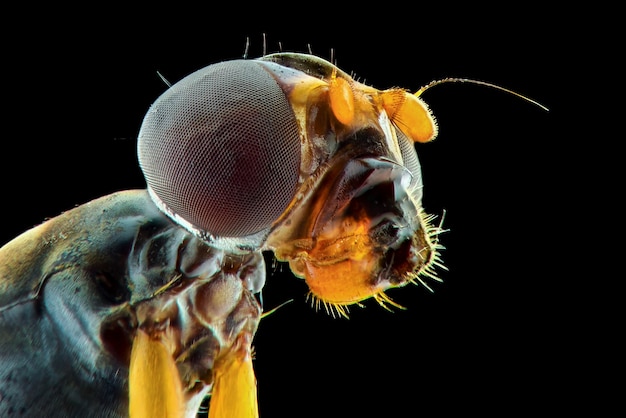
[[2, 7, 601, 418]]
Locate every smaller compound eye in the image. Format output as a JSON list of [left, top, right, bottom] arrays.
[[137, 60, 302, 238], [396, 129, 424, 202]]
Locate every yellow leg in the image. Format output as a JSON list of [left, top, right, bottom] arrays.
[[129, 329, 184, 418], [209, 349, 258, 418]]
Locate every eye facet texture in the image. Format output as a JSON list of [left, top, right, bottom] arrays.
[[396, 129, 424, 201], [137, 60, 301, 238]]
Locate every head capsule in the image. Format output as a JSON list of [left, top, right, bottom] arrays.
[[137, 51, 444, 310]]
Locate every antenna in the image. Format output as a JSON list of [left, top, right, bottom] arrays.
[[415, 78, 549, 112]]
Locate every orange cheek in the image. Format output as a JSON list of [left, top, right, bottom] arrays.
[[303, 256, 382, 304]]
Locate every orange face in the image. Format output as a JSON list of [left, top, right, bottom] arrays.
[[258, 53, 444, 312]]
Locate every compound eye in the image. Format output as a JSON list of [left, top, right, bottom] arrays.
[[137, 60, 301, 237], [396, 129, 424, 202]]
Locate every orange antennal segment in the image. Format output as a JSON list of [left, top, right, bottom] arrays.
[[382, 89, 438, 143], [415, 78, 549, 112], [328, 69, 355, 126]]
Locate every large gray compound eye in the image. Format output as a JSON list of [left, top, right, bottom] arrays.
[[137, 60, 301, 238]]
